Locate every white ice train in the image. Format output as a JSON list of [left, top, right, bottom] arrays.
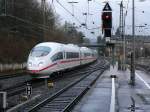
[[27, 42, 97, 78]]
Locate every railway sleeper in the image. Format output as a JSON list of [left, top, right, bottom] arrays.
[[45, 104, 69, 108], [74, 82, 94, 87], [44, 104, 67, 108], [53, 97, 73, 101], [52, 100, 71, 103], [68, 87, 85, 91], [60, 91, 82, 96], [38, 108, 62, 112]]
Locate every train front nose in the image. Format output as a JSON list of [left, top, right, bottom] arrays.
[[27, 58, 45, 73], [27, 45, 52, 75]]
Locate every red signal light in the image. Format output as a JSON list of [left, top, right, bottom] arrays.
[[105, 15, 109, 19], [102, 12, 112, 29], [102, 14, 111, 19]]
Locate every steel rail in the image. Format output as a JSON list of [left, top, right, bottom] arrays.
[[4, 61, 106, 98], [6, 59, 109, 112], [27, 69, 105, 112], [62, 71, 104, 112]]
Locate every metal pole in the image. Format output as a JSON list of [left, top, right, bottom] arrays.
[[131, 0, 135, 85], [121, 2, 126, 71], [133, 0, 135, 81], [130, 97, 135, 112], [123, 10, 126, 71], [119, 2, 121, 34], [0, 92, 7, 112], [119, 2, 124, 70], [45, 78, 48, 88]]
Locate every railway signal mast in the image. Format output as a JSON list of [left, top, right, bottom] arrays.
[[102, 2, 112, 42], [102, 3, 114, 60]]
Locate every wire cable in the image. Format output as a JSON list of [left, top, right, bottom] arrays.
[[55, 0, 104, 31], [55, 0, 83, 24]]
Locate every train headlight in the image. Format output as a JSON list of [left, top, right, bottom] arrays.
[[38, 62, 43, 67], [28, 62, 32, 67]]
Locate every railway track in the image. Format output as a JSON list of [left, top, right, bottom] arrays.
[[6, 59, 109, 111], [6, 60, 106, 98], [5, 61, 101, 97], [17, 59, 108, 112], [2, 61, 98, 97], [3, 79, 43, 97], [25, 69, 104, 112]]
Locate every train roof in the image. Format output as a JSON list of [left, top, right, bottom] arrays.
[[34, 42, 79, 52], [35, 42, 63, 47], [34, 42, 95, 53], [35, 42, 80, 47]]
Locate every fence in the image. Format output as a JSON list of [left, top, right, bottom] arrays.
[[0, 63, 26, 72]]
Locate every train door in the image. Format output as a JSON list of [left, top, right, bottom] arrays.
[[58, 45, 65, 70], [63, 50, 67, 69], [51, 51, 63, 71]]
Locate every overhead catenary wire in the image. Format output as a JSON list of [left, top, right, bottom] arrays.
[[55, 0, 83, 24], [56, 0, 104, 31], [123, 0, 148, 35], [88, 0, 101, 34], [6, 15, 51, 31], [50, 0, 57, 14]]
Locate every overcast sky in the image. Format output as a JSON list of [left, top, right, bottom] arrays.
[[47, 0, 150, 42]]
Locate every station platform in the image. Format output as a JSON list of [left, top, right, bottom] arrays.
[[72, 64, 150, 112]]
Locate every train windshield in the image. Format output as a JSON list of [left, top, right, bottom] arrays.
[[30, 46, 51, 57]]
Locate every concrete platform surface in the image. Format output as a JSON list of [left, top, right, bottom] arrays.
[[72, 64, 150, 112]]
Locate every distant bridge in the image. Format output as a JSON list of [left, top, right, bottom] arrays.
[[78, 37, 142, 48], [79, 39, 126, 48], [79, 43, 116, 47], [79, 44, 106, 47]]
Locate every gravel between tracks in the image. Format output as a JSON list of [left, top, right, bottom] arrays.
[[0, 74, 31, 90]]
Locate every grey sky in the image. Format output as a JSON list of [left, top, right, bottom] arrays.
[[48, 0, 150, 42]]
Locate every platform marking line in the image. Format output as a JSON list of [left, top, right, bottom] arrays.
[[110, 78, 116, 112], [136, 72, 150, 89]]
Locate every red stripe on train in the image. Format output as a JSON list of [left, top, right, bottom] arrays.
[[29, 57, 96, 73], [29, 63, 57, 73]]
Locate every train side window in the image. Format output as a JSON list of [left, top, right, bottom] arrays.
[[84, 53, 91, 57], [51, 52, 63, 62], [66, 52, 79, 59]]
